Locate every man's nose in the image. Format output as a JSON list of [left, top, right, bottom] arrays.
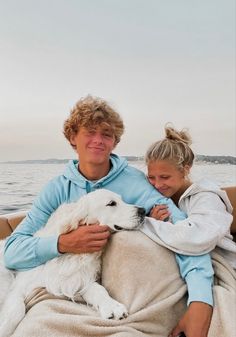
[[93, 132, 103, 143]]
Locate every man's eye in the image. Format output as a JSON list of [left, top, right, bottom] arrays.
[[103, 133, 113, 138], [106, 200, 117, 206]]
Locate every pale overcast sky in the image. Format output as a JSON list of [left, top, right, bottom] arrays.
[[0, 0, 235, 161]]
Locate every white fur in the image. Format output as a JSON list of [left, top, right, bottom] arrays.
[[0, 189, 145, 336]]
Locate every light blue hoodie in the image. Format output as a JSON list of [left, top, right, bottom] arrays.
[[4, 155, 213, 305]]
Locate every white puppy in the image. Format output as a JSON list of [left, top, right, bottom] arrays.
[[0, 189, 145, 337]]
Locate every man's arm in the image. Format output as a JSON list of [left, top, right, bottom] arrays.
[[141, 186, 187, 223], [57, 224, 111, 254], [170, 253, 214, 337], [4, 181, 61, 270], [142, 184, 214, 337], [176, 253, 214, 306], [4, 180, 111, 270], [169, 302, 213, 337]]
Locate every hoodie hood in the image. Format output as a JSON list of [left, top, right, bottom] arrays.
[[180, 178, 233, 214], [63, 154, 128, 190]]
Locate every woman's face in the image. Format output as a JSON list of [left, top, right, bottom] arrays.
[[147, 160, 188, 198]]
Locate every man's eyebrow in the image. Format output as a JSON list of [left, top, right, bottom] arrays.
[[101, 127, 113, 132]]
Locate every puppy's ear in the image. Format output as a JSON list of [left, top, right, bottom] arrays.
[[70, 195, 89, 230]]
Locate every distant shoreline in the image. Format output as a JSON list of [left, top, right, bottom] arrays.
[[1, 155, 236, 165]]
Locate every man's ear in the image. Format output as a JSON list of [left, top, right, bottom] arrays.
[[112, 137, 118, 150], [70, 134, 76, 146], [70, 135, 76, 149]]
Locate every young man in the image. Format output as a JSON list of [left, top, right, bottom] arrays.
[[4, 96, 213, 337]]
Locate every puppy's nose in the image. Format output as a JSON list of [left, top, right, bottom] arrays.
[[137, 207, 146, 217]]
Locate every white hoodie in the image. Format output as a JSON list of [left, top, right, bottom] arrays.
[[141, 179, 236, 269]]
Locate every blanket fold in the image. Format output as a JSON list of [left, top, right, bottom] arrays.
[[10, 231, 235, 337]]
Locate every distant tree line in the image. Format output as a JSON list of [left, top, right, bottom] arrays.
[[126, 155, 236, 165], [194, 155, 236, 165], [2, 155, 236, 165]]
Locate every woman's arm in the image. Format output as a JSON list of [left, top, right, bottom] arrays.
[[141, 192, 232, 255]]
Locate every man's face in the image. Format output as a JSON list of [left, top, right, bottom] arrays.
[[70, 125, 116, 166]]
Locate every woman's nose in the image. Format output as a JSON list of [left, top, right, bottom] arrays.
[[153, 181, 161, 190]]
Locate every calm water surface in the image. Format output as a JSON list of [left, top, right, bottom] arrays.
[[0, 161, 235, 215]]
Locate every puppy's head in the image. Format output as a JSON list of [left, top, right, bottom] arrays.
[[72, 189, 145, 231]]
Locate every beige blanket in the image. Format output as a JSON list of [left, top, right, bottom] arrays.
[[11, 231, 236, 337]]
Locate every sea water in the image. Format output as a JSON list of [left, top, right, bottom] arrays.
[[0, 161, 235, 214]]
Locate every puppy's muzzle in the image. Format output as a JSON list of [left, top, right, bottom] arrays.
[[137, 206, 146, 219], [113, 206, 146, 231]]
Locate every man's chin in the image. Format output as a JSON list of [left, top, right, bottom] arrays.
[[88, 157, 107, 165]]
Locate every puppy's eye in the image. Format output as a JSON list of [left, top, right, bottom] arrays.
[[106, 200, 117, 207]]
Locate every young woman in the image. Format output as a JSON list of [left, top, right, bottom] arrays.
[[143, 125, 236, 337], [144, 125, 235, 269]]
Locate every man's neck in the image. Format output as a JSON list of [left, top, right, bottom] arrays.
[[78, 161, 111, 181]]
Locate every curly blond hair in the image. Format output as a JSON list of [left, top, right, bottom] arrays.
[[63, 96, 124, 148], [145, 125, 195, 169]]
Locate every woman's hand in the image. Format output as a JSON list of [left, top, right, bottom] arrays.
[[168, 302, 213, 337], [149, 204, 170, 221]]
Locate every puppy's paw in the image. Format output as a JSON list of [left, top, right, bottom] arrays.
[[99, 300, 128, 320]]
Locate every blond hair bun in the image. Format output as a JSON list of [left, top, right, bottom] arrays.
[[145, 124, 195, 169], [165, 126, 192, 146]]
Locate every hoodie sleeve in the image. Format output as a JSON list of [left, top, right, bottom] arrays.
[[4, 180, 62, 270], [141, 191, 233, 255], [176, 253, 214, 306], [142, 187, 187, 223]]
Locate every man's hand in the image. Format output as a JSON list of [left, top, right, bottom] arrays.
[[168, 302, 213, 337], [58, 224, 111, 254], [150, 204, 170, 221]]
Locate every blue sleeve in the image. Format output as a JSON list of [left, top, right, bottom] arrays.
[[116, 168, 186, 224], [145, 188, 186, 224], [176, 253, 214, 306], [137, 178, 213, 305], [4, 180, 62, 270]]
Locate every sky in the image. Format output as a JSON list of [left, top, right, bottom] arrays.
[[0, 0, 235, 161]]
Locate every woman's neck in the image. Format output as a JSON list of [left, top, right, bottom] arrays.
[[172, 180, 192, 205]]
